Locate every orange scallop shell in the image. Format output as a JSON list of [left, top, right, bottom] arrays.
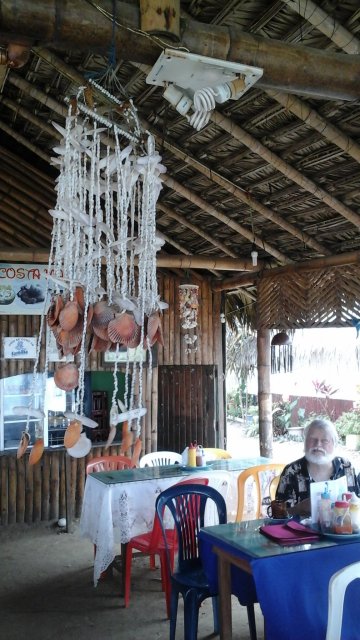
[[59, 300, 79, 332], [131, 437, 142, 467], [122, 322, 141, 348], [92, 301, 115, 327], [107, 312, 136, 344], [64, 420, 82, 449], [47, 294, 64, 327], [89, 334, 112, 353], [147, 312, 161, 342], [29, 438, 44, 466], [74, 286, 85, 312], [120, 430, 133, 455], [17, 430, 30, 459], [54, 363, 79, 391]]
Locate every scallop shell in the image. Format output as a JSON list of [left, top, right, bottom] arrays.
[[64, 420, 82, 449], [54, 363, 79, 391], [17, 431, 30, 459], [107, 312, 136, 343], [74, 286, 85, 312], [122, 322, 141, 348], [92, 301, 115, 327], [59, 300, 79, 332], [47, 294, 64, 327], [92, 322, 110, 341], [147, 312, 161, 342], [89, 333, 111, 353], [29, 438, 44, 466]]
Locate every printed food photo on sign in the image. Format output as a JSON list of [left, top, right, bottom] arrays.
[[0, 284, 16, 305], [16, 284, 45, 305]]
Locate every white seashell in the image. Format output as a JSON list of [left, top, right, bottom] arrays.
[[110, 407, 147, 424], [64, 412, 98, 428], [13, 406, 45, 418]]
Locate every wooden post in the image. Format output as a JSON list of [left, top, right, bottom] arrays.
[[257, 327, 273, 458]]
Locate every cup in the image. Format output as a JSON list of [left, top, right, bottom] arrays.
[[267, 500, 289, 519]]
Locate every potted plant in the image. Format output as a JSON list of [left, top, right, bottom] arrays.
[[335, 410, 360, 450]]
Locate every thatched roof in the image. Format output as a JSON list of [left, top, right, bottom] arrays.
[[1, 0, 360, 321]]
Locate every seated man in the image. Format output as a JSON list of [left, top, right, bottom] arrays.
[[275, 418, 360, 517]]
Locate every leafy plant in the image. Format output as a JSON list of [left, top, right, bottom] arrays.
[[335, 410, 360, 438]]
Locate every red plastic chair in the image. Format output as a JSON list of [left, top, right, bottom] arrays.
[[124, 477, 209, 615], [86, 455, 135, 474]]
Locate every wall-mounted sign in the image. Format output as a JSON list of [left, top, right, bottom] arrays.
[[0, 263, 55, 315], [3, 337, 37, 359], [104, 346, 147, 363]]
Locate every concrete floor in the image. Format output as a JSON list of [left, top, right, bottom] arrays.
[[0, 521, 264, 640]]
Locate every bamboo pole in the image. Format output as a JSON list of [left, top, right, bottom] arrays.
[[25, 458, 34, 524], [16, 456, 25, 523], [2, 0, 360, 99], [213, 250, 360, 291], [0, 121, 51, 163], [257, 327, 272, 458], [0, 456, 8, 525], [33, 460, 42, 522], [41, 453, 50, 521], [162, 174, 288, 263], [7, 456, 16, 524], [0, 144, 55, 189], [155, 134, 329, 256], [279, 0, 360, 54], [210, 111, 360, 230], [151, 366, 158, 451]]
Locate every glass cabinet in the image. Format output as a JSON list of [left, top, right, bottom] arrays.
[[0, 373, 74, 451]]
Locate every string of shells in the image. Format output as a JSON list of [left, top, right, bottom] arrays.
[[17, 85, 167, 462]]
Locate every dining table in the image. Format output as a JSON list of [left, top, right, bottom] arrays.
[[79, 456, 269, 586], [199, 519, 360, 640]]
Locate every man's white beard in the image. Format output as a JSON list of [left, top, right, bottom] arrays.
[[305, 449, 333, 465]]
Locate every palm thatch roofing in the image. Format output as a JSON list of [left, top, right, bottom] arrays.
[[1, 0, 360, 327]]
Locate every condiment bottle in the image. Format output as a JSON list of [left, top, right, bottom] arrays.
[[187, 442, 197, 467], [196, 445, 205, 467], [333, 500, 352, 534], [318, 484, 332, 533], [349, 493, 360, 533]]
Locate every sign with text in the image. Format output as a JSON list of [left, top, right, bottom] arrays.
[[0, 263, 53, 315], [3, 336, 37, 359]]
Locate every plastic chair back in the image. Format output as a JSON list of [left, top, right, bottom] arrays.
[[236, 463, 284, 521], [269, 474, 281, 500], [203, 447, 232, 460], [326, 561, 360, 640], [139, 451, 182, 467], [86, 455, 134, 474]]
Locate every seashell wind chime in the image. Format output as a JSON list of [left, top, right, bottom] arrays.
[[17, 83, 168, 462], [179, 284, 199, 353]]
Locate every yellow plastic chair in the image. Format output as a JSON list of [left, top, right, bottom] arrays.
[[203, 447, 232, 460], [236, 463, 284, 521], [269, 474, 281, 500]]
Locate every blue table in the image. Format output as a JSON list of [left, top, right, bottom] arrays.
[[199, 520, 360, 640]]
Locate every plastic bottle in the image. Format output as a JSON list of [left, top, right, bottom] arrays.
[[187, 442, 197, 467], [196, 445, 205, 467], [333, 500, 352, 534], [349, 493, 360, 533], [318, 484, 332, 533]]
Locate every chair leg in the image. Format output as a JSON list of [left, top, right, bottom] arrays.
[[124, 543, 133, 608], [149, 554, 156, 570], [247, 604, 257, 640], [169, 585, 179, 640], [160, 552, 172, 618], [183, 589, 200, 640], [212, 595, 219, 635]]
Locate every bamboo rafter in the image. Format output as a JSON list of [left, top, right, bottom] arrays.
[[257, 264, 360, 329]]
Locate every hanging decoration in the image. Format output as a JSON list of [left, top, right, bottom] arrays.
[[179, 284, 199, 353], [16, 82, 168, 461], [271, 331, 293, 374]]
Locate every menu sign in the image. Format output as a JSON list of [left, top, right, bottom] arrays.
[[0, 263, 53, 315]]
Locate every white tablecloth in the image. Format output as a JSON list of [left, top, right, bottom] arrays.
[[80, 469, 237, 585]]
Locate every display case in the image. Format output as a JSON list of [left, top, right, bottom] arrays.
[[0, 373, 75, 451]]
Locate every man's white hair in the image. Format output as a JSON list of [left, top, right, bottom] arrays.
[[304, 418, 338, 446]]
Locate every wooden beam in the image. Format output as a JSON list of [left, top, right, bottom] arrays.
[[212, 250, 360, 291], [0, 247, 261, 271], [0, 0, 360, 99]]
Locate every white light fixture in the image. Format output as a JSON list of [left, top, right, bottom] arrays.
[[147, 49, 263, 131], [251, 245, 258, 267]]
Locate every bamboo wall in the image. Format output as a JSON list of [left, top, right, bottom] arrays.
[[0, 273, 224, 525]]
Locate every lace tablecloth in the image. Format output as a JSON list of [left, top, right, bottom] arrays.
[[80, 469, 237, 585]]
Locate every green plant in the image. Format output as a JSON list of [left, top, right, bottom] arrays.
[[335, 410, 360, 439]]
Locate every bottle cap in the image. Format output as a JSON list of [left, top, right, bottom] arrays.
[[334, 500, 349, 508]]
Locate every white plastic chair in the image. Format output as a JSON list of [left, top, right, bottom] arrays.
[[139, 451, 182, 467], [326, 560, 360, 640]]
